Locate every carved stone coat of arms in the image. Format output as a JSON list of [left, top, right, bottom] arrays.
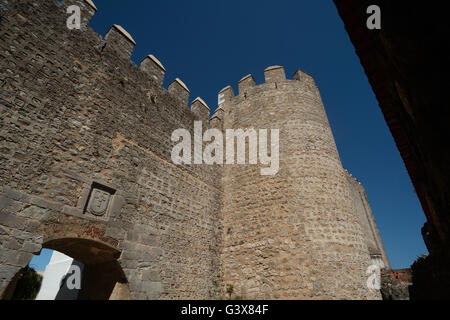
[[87, 188, 111, 216]]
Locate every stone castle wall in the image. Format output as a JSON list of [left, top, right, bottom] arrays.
[[0, 0, 388, 300], [346, 171, 390, 269], [0, 0, 222, 299]]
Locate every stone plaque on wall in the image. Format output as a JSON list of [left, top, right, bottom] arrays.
[[87, 188, 112, 216], [83, 183, 116, 218]]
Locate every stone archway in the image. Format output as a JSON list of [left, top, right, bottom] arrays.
[[43, 238, 131, 300], [1, 184, 161, 300], [2, 237, 132, 300]]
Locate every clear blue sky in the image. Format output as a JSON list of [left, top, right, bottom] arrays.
[[29, 249, 53, 271], [51, 0, 427, 269]]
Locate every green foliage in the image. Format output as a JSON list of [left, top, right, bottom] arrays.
[[12, 266, 43, 300], [226, 284, 234, 299], [224, 284, 246, 299]]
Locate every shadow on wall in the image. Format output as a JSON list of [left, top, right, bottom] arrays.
[[1, 266, 42, 300]]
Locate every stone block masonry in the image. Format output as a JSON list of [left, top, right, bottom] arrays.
[[0, 0, 388, 299], [0, 0, 222, 300]]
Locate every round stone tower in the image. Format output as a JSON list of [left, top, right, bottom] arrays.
[[215, 66, 380, 299]]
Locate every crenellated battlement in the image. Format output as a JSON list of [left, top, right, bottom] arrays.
[[57, 0, 217, 121], [217, 86, 234, 109], [140, 55, 166, 86], [219, 65, 316, 99], [209, 66, 317, 123], [238, 74, 256, 93], [293, 69, 317, 88], [62, 0, 98, 12], [168, 78, 190, 106], [264, 65, 286, 83], [190, 97, 210, 122], [104, 24, 136, 60], [0, 0, 228, 170], [60, 0, 97, 32], [32, 1, 319, 125], [84, 0, 98, 11], [0, 0, 318, 130], [344, 168, 363, 186]]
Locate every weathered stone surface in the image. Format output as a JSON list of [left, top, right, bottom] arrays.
[[29, 196, 63, 212], [105, 226, 126, 240], [0, 213, 27, 230], [22, 240, 43, 254], [62, 206, 83, 217], [17, 206, 50, 220], [0, 265, 21, 284], [107, 195, 125, 218], [0, 0, 389, 300], [142, 269, 160, 282], [346, 171, 390, 269], [2, 187, 30, 203], [0, 196, 23, 214]]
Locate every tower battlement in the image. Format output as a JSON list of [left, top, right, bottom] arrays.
[[212, 66, 318, 125], [36, 0, 215, 124], [216, 66, 317, 103]]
